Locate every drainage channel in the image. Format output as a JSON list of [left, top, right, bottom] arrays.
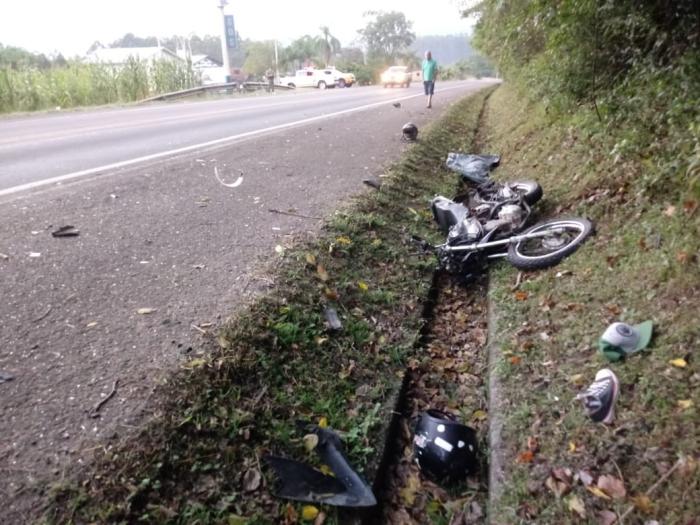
[[368, 272, 491, 523]]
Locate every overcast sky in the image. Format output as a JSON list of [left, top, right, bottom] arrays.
[[0, 0, 474, 57]]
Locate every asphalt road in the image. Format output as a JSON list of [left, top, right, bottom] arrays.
[[2, 81, 482, 194], [0, 79, 497, 521]]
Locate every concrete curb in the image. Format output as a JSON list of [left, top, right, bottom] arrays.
[[487, 291, 507, 522]]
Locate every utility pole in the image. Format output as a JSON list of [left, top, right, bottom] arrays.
[[217, 0, 231, 80]]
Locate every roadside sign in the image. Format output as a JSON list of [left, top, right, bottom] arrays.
[[224, 15, 237, 49]]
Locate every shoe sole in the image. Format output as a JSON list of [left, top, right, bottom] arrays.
[[601, 371, 620, 424]]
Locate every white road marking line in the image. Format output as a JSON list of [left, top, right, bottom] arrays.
[[0, 83, 474, 198]]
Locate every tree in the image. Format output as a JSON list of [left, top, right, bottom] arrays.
[[110, 33, 158, 48], [282, 36, 321, 71], [358, 11, 415, 63], [317, 26, 341, 66], [242, 40, 276, 77]]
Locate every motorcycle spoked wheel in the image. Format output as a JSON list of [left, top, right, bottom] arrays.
[[506, 217, 593, 270], [509, 180, 543, 206]]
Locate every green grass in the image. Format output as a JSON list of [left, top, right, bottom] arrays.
[[44, 87, 498, 524], [484, 85, 699, 524]]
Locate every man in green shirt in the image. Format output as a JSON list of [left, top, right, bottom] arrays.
[[422, 51, 438, 108]]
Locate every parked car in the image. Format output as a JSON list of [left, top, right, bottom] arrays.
[[279, 68, 337, 89], [326, 67, 356, 87], [381, 66, 411, 88]]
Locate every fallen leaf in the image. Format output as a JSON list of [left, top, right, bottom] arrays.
[[317, 264, 329, 281], [517, 450, 534, 464], [570, 374, 585, 386], [578, 469, 593, 486], [567, 494, 586, 519], [586, 485, 612, 500], [568, 441, 578, 454], [242, 469, 261, 492], [509, 355, 522, 365], [472, 409, 487, 421], [677, 399, 693, 409], [399, 473, 421, 505], [678, 455, 697, 477], [676, 251, 690, 264], [605, 303, 621, 316], [217, 335, 231, 349], [597, 474, 626, 500], [597, 509, 617, 525], [318, 417, 328, 428], [683, 199, 698, 214], [301, 505, 319, 521], [546, 475, 571, 498], [335, 236, 352, 246], [358, 281, 368, 291], [552, 467, 573, 483], [313, 511, 327, 525], [663, 204, 676, 216], [324, 287, 339, 300], [303, 433, 319, 452], [305, 253, 316, 265], [514, 290, 529, 301], [228, 515, 248, 525], [669, 358, 687, 368], [630, 494, 653, 513], [186, 358, 208, 369], [527, 436, 539, 452], [136, 308, 155, 315]]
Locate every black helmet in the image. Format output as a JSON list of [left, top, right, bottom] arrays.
[[413, 409, 478, 483], [402, 122, 418, 141]]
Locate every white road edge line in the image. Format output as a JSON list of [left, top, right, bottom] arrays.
[[0, 84, 471, 198]]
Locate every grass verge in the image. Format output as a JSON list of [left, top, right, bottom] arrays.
[[483, 85, 699, 524], [44, 87, 497, 524]]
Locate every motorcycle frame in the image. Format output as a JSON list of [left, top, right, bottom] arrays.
[[437, 227, 566, 258]]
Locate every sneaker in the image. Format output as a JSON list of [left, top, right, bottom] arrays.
[[576, 368, 619, 424]]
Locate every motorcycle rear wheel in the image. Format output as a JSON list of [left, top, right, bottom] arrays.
[[506, 217, 593, 270], [510, 180, 543, 206]]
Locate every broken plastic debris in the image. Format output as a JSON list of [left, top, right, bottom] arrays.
[[324, 307, 342, 331], [362, 178, 382, 190], [214, 166, 243, 188], [52, 225, 80, 237], [28, 252, 41, 258], [265, 425, 376, 507], [0, 371, 15, 384]]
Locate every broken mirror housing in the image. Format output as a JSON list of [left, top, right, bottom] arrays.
[[413, 409, 478, 483]]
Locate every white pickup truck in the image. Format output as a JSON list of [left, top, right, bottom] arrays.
[[279, 68, 338, 89]]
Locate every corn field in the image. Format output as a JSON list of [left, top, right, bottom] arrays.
[[0, 57, 197, 113]]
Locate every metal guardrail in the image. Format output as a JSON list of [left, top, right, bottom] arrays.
[[141, 81, 294, 103]]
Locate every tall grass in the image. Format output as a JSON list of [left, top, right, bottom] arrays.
[[0, 57, 197, 113]]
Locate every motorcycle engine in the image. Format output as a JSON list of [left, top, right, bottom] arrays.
[[497, 184, 516, 200], [448, 217, 483, 244], [498, 204, 524, 229]]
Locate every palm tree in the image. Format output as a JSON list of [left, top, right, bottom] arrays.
[[317, 26, 341, 66]]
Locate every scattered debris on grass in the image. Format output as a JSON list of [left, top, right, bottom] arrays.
[[44, 88, 497, 524]]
